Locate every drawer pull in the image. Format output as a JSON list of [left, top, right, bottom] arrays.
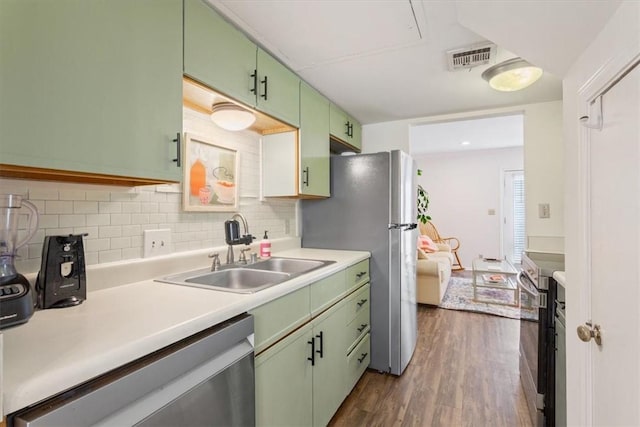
[[356, 271, 367, 279], [357, 298, 368, 307], [357, 352, 368, 364], [357, 324, 368, 333]]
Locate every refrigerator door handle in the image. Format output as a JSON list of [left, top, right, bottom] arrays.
[[388, 223, 417, 230]]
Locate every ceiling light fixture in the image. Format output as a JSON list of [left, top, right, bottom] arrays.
[[481, 57, 543, 92], [461, 141, 471, 146], [210, 102, 256, 131]]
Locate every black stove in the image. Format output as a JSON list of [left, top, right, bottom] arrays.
[[518, 251, 564, 427]]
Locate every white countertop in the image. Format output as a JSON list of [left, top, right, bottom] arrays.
[[554, 270, 566, 287], [2, 247, 369, 415]]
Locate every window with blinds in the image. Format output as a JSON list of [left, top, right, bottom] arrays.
[[512, 173, 526, 264]]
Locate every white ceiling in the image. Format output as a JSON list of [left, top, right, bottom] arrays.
[[410, 114, 523, 155], [207, 0, 621, 125]]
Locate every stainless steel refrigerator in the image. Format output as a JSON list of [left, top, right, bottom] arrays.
[[300, 150, 418, 375]]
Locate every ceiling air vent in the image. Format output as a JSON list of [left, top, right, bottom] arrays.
[[446, 44, 496, 71]]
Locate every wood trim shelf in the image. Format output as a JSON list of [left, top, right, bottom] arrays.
[[0, 164, 178, 187]]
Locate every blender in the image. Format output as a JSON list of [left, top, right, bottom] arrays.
[[0, 194, 39, 329]]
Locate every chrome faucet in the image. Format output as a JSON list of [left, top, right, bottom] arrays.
[[224, 213, 254, 264]]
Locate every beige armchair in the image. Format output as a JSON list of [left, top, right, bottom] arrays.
[[419, 221, 464, 271], [416, 222, 455, 305]]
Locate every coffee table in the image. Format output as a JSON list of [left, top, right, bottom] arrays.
[[472, 258, 519, 306]]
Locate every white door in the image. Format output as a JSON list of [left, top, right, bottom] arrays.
[[584, 61, 640, 425], [502, 169, 525, 264]]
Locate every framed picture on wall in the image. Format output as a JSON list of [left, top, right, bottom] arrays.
[[182, 132, 239, 212]]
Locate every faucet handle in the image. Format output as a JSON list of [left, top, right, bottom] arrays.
[[208, 253, 221, 271], [239, 247, 251, 264]]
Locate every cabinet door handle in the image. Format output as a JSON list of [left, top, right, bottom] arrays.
[[348, 123, 354, 138], [307, 338, 315, 366], [302, 166, 310, 186], [357, 298, 368, 307], [172, 133, 181, 167], [250, 70, 257, 95], [357, 324, 368, 333], [260, 75, 268, 100], [357, 352, 368, 364], [356, 271, 367, 279], [316, 331, 324, 359], [345, 121, 351, 136]]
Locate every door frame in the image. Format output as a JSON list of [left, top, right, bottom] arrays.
[[573, 52, 640, 426]]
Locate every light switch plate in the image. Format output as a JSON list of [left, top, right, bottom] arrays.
[[538, 203, 550, 219], [143, 229, 172, 258]]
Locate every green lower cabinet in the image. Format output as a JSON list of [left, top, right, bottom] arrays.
[[255, 295, 349, 427], [255, 323, 314, 426], [312, 302, 348, 427]]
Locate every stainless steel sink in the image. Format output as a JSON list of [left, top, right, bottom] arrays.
[[156, 257, 335, 293], [157, 268, 290, 294], [248, 257, 329, 274]]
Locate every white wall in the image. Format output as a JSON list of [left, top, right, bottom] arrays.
[[563, 2, 639, 425], [414, 147, 523, 268], [2, 107, 297, 275], [363, 100, 564, 253]]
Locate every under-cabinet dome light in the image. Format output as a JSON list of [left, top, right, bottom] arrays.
[[210, 102, 256, 131]]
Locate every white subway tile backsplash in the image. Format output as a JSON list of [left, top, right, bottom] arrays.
[[99, 249, 122, 263], [86, 191, 111, 201], [86, 214, 111, 227], [110, 214, 132, 226], [59, 190, 86, 201], [29, 188, 59, 200], [74, 201, 99, 214], [141, 203, 159, 213], [59, 214, 86, 228], [38, 215, 59, 229], [99, 226, 122, 239], [122, 247, 141, 260], [121, 225, 141, 237], [45, 200, 73, 215], [148, 213, 167, 224], [110, 237, 131, 250], [9, 107, 296, 275], [121, 202, 142, 213], [99, 201, 122, 214], [86, 238, 110, 252]]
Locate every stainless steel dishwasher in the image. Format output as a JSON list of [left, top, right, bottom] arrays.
[[11, 314, 254, 427]]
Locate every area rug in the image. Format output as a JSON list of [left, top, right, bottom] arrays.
[[439, 276, 536, 320]]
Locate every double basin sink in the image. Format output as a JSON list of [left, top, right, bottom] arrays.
[[156, 257, 335, 294]]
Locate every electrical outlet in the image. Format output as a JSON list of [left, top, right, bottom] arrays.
[[538, 203, 551, 219], [143, 229, 172, 258]]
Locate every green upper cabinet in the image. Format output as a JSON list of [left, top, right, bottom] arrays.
[[299, 82, 330, 197], [184, 0, 300, 127], [183, 0, 257, 108], [0, 0, 183, 182], [330, 103, 362, 152], [256, 48, 300, 128]]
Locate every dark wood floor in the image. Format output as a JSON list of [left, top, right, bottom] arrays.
[[329, 280, 532, 426]]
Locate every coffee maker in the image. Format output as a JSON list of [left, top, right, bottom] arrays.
[[37, 234, 87, 309], [0, 194, 39, 329]]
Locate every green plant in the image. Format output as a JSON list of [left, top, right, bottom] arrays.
[[417, 169, 431, 224]]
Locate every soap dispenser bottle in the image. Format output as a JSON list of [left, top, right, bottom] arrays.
[[260, 231, 271, 259]]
